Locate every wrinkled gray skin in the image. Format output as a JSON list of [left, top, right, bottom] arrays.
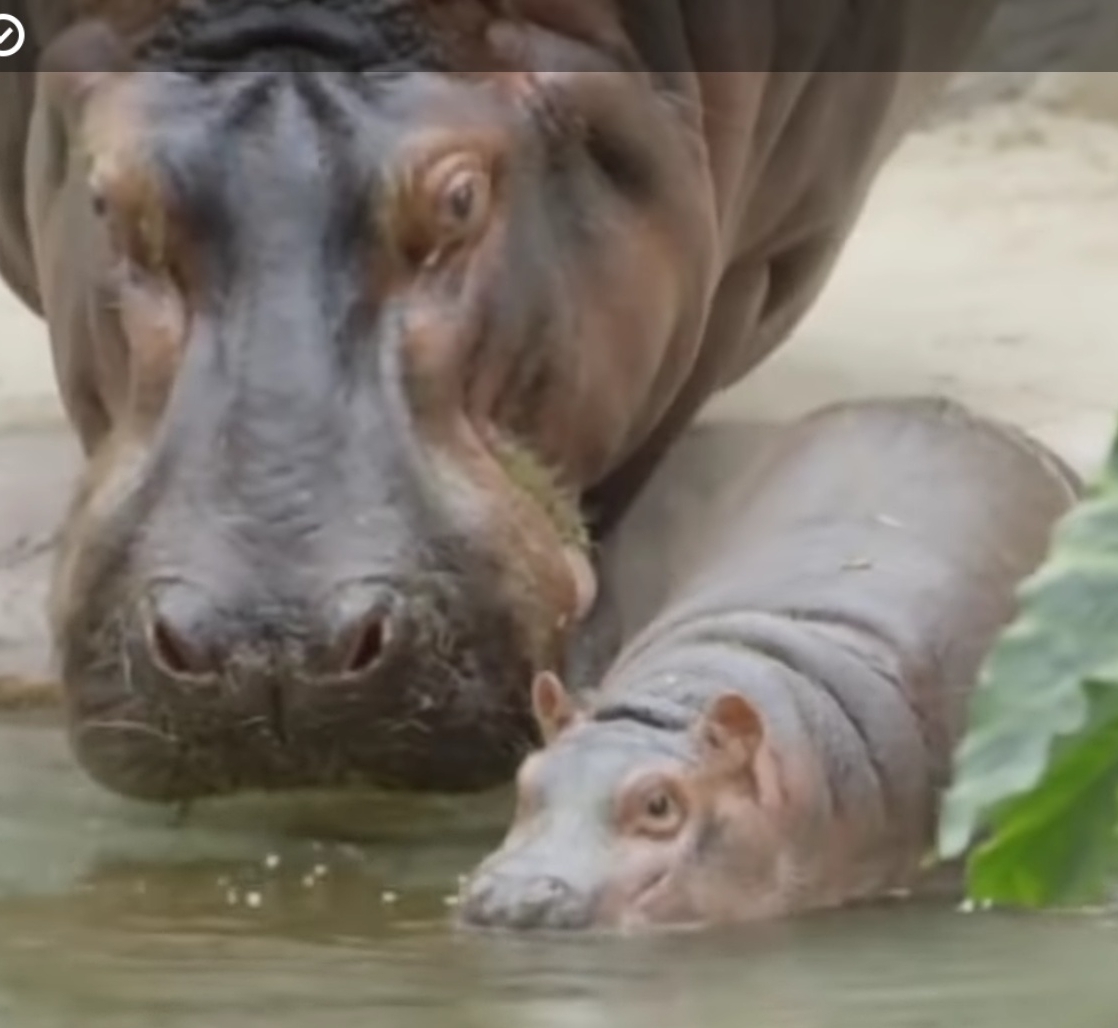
[[0, 0, 1001, 802], [461, 398, 1080, 933]]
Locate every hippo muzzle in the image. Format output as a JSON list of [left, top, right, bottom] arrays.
[[460, 841, 603, 932]]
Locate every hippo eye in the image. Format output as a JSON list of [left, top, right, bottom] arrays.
[[446, 174, 477, 223], [429, 154, 492, 240], [90, 189, 108, 219], [391, 151, 496, 269], [632, 787, 686, 839]]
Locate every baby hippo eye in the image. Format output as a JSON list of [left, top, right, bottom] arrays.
[[633, 786, 686, 839]]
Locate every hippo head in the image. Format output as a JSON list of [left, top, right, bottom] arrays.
[[460, 673, 793, 932], [24, 10, 717, 800]]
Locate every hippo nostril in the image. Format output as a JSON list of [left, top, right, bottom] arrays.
[[460, 872, 590, 931], [151, 617, 196, 677], [459, 875, 496, 925], [340, 614, 387, 676], [145, 590, 220, 680], [329, 585, 396, 677]]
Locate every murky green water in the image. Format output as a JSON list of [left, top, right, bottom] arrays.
[[1, 717, 1116, 1028]]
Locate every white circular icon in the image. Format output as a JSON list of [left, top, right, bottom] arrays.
[[0, 14, 25, 58]]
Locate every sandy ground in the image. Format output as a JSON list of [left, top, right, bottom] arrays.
[[706, 93, 1118, 478], [3, 80, 1118, 684], [0, 283, 54, 429]]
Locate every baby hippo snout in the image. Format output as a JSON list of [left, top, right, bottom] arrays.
[[460, 868, 595, 931]]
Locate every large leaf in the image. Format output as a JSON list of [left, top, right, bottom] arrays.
[[963, 682, 1118, 906], [937, 420, 1118, 906]]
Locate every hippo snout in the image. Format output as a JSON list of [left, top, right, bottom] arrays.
[[460, 869, 596, 932], [60, 543, 543, 800], [143, 580, 392, 681]]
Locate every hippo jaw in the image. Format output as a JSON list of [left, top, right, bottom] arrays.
[[25, 12, 717, 802], [459, 676, 794, 932]]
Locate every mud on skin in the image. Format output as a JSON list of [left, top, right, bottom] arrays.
[[0, 0, 1000, 801], [459, 399, 1079, 933]]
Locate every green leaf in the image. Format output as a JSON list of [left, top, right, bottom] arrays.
[[937, 413, 1118, 905], [964, 681, 1118, 907]]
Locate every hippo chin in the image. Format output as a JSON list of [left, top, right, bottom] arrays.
[[460, 398, 1079, 932], [0, 1, 1004, 801]]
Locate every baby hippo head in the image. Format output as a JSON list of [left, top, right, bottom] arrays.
[[459, 673, 792, 933]]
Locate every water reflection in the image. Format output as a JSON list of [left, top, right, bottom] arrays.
[[0, 719, 1115, 1028]]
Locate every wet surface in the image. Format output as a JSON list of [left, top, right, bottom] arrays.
[[0, 718, 1116, 1028]]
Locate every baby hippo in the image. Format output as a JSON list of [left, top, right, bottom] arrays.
[[459, 398, 1079, 932]]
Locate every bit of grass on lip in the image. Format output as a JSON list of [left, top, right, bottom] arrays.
[[492, 434, 590, 552]]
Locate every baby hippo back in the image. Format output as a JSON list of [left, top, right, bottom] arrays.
[[671, 399, 1076, 745], [602, 398, 1078, 873]]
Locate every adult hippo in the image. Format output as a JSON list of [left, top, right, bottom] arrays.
[[0, 0, 1002, 802]]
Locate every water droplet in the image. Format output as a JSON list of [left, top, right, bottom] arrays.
[[245, 891, 263, 909], [381, 890, 399, 904], [264, 853, 281, 871]]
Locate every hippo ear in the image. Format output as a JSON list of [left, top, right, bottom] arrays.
[[532, 671, 582, 744], [38, 20, 131, 113], [697, 694, 765, 784]]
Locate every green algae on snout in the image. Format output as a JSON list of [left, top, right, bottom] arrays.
[[492, 435, 590, 553]]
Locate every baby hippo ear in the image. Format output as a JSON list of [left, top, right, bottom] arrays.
[[531, 671, 583, 745], [696, 693, 765, 785]]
